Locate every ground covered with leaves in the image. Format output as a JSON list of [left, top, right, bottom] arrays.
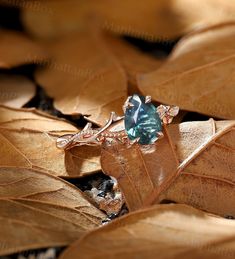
[[0, 1, 235, 259]]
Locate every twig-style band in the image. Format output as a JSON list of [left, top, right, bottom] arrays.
[[56, 94, 179, 150]]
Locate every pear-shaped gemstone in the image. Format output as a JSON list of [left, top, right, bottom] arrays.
[[124, 94, 162, 144]]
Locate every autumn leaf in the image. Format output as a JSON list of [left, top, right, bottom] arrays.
[[104, 34, 162, 86], [35, 31, 127, 125], [60, 204, 235, 259], [33, 30, 162, 125], [0, 75, 36, 108], [0, 167, 105, 256], [0, 29, 47, 68], [0, 106, 101, 176], [0, 199, 100, 256], [138, 23, 235, 119], [101, 119, 235, 217], [91, 0, 235, 40], [0, 105, 77, 132], [22, 0, 235, 40], [22, 0, 90, 39], [0, 166, 104, 216]]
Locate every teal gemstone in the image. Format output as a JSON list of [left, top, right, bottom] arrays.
[[124, 94, 162, 144]]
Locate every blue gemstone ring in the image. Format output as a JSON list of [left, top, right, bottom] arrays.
[[56, 94, 179, 149]]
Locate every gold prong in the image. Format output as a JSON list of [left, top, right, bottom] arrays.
[[129, 137, 140, 145], [83, 122, 92, 131], [111, 111, 124, 122], [123, 102, 134, 113], [157, 105, 179, 124], [157, 132, 164, 139], [145, 95, 151, 103], [123, 96, 134, 113]]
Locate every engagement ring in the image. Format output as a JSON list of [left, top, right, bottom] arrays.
[[56, 94, 179, 149]]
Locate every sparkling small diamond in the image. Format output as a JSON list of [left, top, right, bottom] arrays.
[[124, 94, 162, 144]]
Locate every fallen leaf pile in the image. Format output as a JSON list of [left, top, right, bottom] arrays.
[[0, 0, 234, 258]]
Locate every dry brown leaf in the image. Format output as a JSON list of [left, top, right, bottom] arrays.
[[138, 23, 235, 119], [64, 145, 102, 176], [101, 119, 235, 217], [93, 0, 235, 40], [0, 75, 36, 108], [104, 35, 162, 86], [22, 0, 235, 41], [0, 107, 101, 176], [0, 167, 105, 217], [22, 0, 235, 40], [0, 167, 105, 256], [22, 0, 90, 39], [0, 198, 103, 256], [60, 204, 235, 259], [0, 29, 47, 68], [35, 31, 127, 125], [0, 105, 77, 132]]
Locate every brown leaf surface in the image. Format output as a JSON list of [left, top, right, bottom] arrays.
[[22, 0, 235, 40], [0, 106, 77, 132], [0, 198, 102, 256], [92, 0, 235, 40], [104, 35, 162, 86], [101, 119, 235, 216], [0, 167, 105, 256], [0, 29, 47, 68], [60, 204, 235, 259], [0, 199, 82, 256], [0, 167, 104, 217], [22, 0, 90, 39], [35, 31, 127, 125], [0, 75, 36, 108], [0, 107, 101, 176], [138, 23, 235, 119]]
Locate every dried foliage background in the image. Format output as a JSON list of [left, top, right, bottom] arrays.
[[0, 0, 234, 258]]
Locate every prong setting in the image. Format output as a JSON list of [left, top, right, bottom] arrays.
[[83, 122, 92, 131], [145, 95, 151, 103], [129, 137, 140, 145], [157, 105, 179, 124], [123, 96, 134, 113], [156, 131, 164, 139]]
